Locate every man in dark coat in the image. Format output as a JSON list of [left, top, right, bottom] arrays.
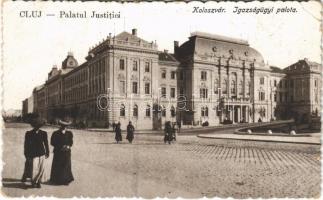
[[22, 117, 49, 188], [126, 121, 135, 144], [164, 121, 172, 144], [50, 119, 74, 185]]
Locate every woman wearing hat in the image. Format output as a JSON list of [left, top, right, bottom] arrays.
[[22, 117, 49, 188], [50, 119, 74, 185]]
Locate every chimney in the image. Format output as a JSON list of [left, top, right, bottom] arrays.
[[132, 28, 137, 36], [174, 41, 179, 54]]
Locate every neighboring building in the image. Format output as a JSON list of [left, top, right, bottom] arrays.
[[283, 59, 321, 122], [175, 32, 273, 125], [33, 84, 47, 120], [26, 29, 321, 129], [22, 98, 28, 118]]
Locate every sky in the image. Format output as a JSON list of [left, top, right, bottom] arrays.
[[2, 1, 321, 110]]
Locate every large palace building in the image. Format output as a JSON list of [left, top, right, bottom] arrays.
[[22, 29, 321, 129]]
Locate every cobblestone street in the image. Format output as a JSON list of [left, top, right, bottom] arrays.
[[1, 123, 321, 198]]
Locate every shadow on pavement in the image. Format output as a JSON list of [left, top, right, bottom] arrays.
[[2, 178, 29, 190]]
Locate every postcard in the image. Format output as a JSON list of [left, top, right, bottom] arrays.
[[1, 1, 321, 198]]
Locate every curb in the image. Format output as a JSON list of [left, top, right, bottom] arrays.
[[197, 135, 321, 145]]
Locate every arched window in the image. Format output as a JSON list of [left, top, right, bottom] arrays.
[[161, 105, 166, 117], [222, 79, 228, 94], [231, 80, 236, 94], [120, 104, 125, 117], [201, 106, 209, 117], [239, 80, 243, 95], [146, 105, 151, 117], [133, 104, 138, 117], [171, 106, 176, 117], [214, 78, 219, 94]]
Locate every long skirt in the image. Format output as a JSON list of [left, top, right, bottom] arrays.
[[22, 156, 47, 183], [126, 132, 134, 142], [50, 150, 74, 185], [115, 132, 122, 142]]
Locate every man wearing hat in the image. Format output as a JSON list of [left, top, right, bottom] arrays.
[[22, 117, 49, 188], [50, 119, 74, 185]]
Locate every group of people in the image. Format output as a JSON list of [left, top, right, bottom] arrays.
[[112, 121, 135, 144], [164, 121, 179, 144], [112, 121, 180, 145], [22, 118, 74, 188]]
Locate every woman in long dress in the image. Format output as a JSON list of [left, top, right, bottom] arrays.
[[126, 121, 135, 144], [50, 119, 74, 185], [22, 117, 49, 188], [115, 122, 122, 143]]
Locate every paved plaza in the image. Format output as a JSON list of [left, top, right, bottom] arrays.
[[1, 123, 321, 198]]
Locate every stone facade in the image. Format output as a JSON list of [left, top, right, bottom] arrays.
[[27, 29, 321, 129]]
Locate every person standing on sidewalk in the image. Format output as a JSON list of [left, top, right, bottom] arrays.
[[126, 121, 135, 144], [22, 117, 49, 188], [115, 122, 122, 143], [50, 119, 74, 185], [164, 121, 172, 144]]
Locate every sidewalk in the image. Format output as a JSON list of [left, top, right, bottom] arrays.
[[85, 122, 262, 135], [197, 133, 321, 145]]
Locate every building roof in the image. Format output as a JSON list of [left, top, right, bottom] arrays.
[[284, 59, 321, 74], [176, 32, 265, 68], [114, 31, 151, 45], [270, 66, 284, 73], [158, 51, 178, 63], [33, 84, 45, 92], [191, 31, 248, 45]]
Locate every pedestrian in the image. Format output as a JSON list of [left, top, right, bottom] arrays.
[[172, 122, 178, 141], [115, 122, 122, 143], [164, 121, 172, 144], [177, 121, 181, 133], [112, 121, 116, 131], [126, 121, 135, 144], [22, 117, 49, 188], [50, 119, 74, 185]]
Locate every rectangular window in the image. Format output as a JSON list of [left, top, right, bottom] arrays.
[[145, 62, 150, 72], [170, 88, 176, 98], [259, 91, 265, 101], [132, 82, 138, 94], [146, 106, 151, 117], [133, 60, 138, 71], [171, 71, 176, 79], [161, 87, 166, 96], [200, 88, 208, 99], [145, 83, 150, 94], [274, 80, 277, 87], [274, 93, 277, 102], [290, 80, 294, 88], [120, 59, 125, 70], [161, 70, 166, 79], [201, 71, 207, 81], [260, 77, 264, 85]]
